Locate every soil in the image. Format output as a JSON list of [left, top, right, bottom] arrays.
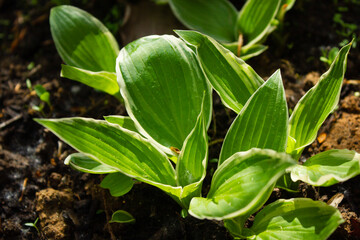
[[1, 0, 360, 239]]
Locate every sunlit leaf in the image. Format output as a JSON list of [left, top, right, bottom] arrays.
[[175, 99, 208, 207], [236, 0, 281, 46], [176, 30, 263, 113], [35, 118, 176, 187], [104, 115, 138, 133], [64, 152, 117, 174], [291, 149, 360, 186], [222, 43, 268, 60], [50, 5, 119, 72], [117, 35, 212, 153], [176, 98, 208, 187], [288, 42, 351, 158], [219, 70, 288, 165], [247, 198, 344, 240], [61, 65, 120, 99], [189, 149, 296, 220]]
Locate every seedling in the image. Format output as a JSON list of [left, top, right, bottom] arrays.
[[109, 210, 135, 224], [24, 217, 40, 234], [320, 46, 340, 66], [26, 79, 52, 114]]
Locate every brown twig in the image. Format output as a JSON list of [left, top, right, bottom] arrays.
[[18, 177, 28, 202], [0, 113, 23, 129]]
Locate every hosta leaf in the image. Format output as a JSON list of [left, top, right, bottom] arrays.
[[168, 0, 237, 42], [277, 0, 296, 21], [248, 198, 344, 240], [117, 35, 212, 153], [104, 115, 138, 133], [109, 210, 135, 223], [64, 152, 117, 174], [61, 65, 120, 99], [175, 99, 208, 207], [35, 118, 176, 187], [176, 30, 263, 113], [236, 0, 281, 46], [288, 43, 351, 158], [50, 5, 119, 72], [219, 70, 288, 165], [291, 149, 360, 186], [176, 99, 208, 187], [222, 43, 268, 60], [100, 172, 134, 197], [189, 149, 296, 220]]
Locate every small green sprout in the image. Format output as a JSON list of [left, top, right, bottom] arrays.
[[26, 79, 52, 114], [320, 46, 340, 66], [24, 217, 40, 234], [27, 61, 35, 70], [109, 210, 135, 224]]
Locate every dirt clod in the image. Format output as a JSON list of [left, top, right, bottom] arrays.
[[35, 188, 74, 239]]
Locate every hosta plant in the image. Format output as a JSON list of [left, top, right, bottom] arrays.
[[177, 30, 359, 238], [37, 35, 213, 209], [168, 0, 296, 59], [36, 28, 358, 239]]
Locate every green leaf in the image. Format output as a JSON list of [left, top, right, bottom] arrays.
[[288, 43, 351, 158], [34, 85, 51, 106], [175, 98, 208, 207], [117, 35, 212, 153], [176, 30, 263, 113], [104, 115, 138, 133], [291, 149, 360, 186], [276, 0, 296, 22], [176, 98, 208, 187], [168, 0, 237, 42], [219, 70, 288, 165], [64, 152, 118, 174], [35, 118, 176, 187], [221, 43, 268, 60], [189, 149, 296, 220], [236, 0, 281, 46], [100, 172, 134, 197], [248, 198, 344, 240], [109, 210, 135, 223], [50, 5, 119, 72], [61, 65, 120, 98]]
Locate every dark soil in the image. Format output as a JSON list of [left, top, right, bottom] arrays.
[[1, 0, 360, 239]]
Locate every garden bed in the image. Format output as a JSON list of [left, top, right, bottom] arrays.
[[1, 0, 360, 239]]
